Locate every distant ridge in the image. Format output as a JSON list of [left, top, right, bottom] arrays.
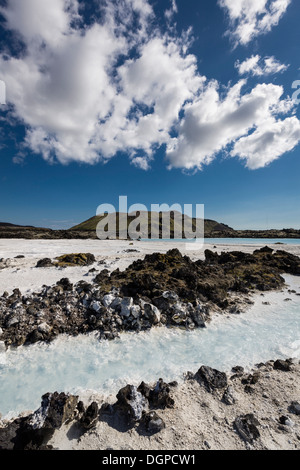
[[1, 217, 300, 240], [0, 222, 35, 228]]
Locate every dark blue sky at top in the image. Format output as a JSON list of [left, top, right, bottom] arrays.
[[0, 0, 300, 230]]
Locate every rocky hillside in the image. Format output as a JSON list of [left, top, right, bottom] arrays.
[[70, 211, 233, 238]]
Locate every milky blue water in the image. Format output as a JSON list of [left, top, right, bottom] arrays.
[[144, 238, 300, 245], [0, 275, 300, 419], [205, 238, 300, 246]]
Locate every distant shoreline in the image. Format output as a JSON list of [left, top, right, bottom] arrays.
[[1, 234, 300, 241], [1, 216, 300, 241], [1, 227, 300, 241]]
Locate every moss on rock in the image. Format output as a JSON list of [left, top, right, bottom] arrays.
[[55, 253, 96, 267]]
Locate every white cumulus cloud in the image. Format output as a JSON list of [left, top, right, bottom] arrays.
[[0, 0, 299, 173], [231, 116, 300, 169], [0, 0, 80, 46], [166, 81, 299, 171]]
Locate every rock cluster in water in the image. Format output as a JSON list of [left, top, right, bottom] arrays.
[[0, 247, 299, 348]]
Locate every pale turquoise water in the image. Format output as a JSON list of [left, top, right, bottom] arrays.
[[206, 238, 300, 246], [0, 275, 299, 419], [143, 238, 300, 245]]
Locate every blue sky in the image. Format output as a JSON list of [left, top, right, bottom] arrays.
[[0, 0, 300, 230]]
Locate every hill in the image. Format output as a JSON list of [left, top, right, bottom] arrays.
[[70, 212, 234, 239], [0, 222, 34, 228]]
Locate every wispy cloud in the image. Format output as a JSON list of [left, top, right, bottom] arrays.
[[165, 0, 178, 21], [235, 55, 289, 76], [219, 0, 292, 46]]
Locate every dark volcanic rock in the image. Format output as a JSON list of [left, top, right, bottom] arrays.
[[289, 401, 300, 416], [104, 378, 175, 432], [255, 246, 273, 254], [148, 379, 175, 409], [204, 249, 219, 264], [232, 366, 244, 376], [222, 386, 237, 405], [138, 379, 175, 410], [140, 411, 166, 434], [144, 303, 161, 324], [279, 415, 294, 427], [32, 392, 79, 430], [79, 402, 99, 430], [0, 416, 54, 450], [196, 366, 228, 392], [26, 329, 45, 344], [0, 392, 78, 450], [273, 359, 292, 372], [137, 381, 152, 400], [234, 414, 260, 443], [241, 371, 260, 385], [116, 385, 148, 422], [244, 385, 256, 395], [56, 278, 73, 291], [36, 258, 54, 268]]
